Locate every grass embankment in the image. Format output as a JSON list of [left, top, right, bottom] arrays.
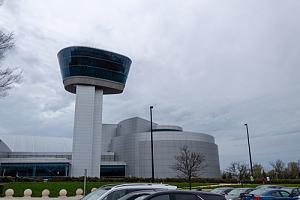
[[2, 182, 115, 197], [2, 182, 300, 197], [2, 182, 216, 197]]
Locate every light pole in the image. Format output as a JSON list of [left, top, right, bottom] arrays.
[[244, 123, 254, 178], [150, 106, 154, 183]]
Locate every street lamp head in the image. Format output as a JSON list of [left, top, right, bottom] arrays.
[[244, 123, 248, 126], [150, 106, 153, 109]]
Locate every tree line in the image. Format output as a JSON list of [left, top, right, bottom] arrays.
[[222, 160, 300, 182]]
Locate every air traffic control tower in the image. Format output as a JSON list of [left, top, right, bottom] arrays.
[[58, 46, 131, 177]]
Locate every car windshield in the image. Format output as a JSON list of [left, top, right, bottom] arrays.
[[250, 189, 268, 196], [81, 189, 108, 200], [228, 189, 245, 196]]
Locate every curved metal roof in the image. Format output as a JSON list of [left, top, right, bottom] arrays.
[[0, 134, 72, 152]]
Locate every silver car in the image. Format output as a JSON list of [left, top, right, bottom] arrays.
[[81, 183, 177, 200]]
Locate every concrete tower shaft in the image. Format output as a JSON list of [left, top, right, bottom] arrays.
[[58, 46, 131, 177]]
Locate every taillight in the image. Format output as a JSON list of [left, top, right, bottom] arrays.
[[253, 195, 260, 200]]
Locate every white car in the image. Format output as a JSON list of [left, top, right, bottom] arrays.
[[82, 183, 177, 200]]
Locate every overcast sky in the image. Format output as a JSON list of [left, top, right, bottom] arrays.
[[0, 0, 300, 170]]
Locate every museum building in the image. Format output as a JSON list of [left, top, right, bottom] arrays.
[[0, 117, 221, 178]]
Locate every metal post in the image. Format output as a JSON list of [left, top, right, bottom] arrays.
[[150, 106, 154, 183], [244, 124, 254, 178], [83, 169, 87, 196]]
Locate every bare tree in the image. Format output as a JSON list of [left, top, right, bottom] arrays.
[[172, 145, 206, 190], [270, 160, 286, 179], [226, 162, 249, 182], [286, 161, 299, 179], [253, 163, 264, 179], [0, 31, 22, 97]]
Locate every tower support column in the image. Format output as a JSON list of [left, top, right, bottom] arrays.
[[71, 85, 102, 177], [92, 89, 103, 176]]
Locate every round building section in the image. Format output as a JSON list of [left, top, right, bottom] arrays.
[[136, 131, 220, 178], [110, 117, 221, 178]]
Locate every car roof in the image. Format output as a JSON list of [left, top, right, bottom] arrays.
[[112, 183, 177, 189], [98, 183, 176, 190], [212, 187, 233, 190], [229, 188, 253, 191], [255, 185, 283, 189], [252, 187, 284, 192], [145, 190, 223, 197], [250, 188, 273, 194], [99, 184, 118, 190], [255, 189, 291, 195], [85, 184, 177, 200]]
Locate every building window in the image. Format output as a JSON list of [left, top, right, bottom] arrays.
[[100, 165, 125, 177], [0, 163, 70, 177]]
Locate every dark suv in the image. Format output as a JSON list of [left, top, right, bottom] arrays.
[[144, 190, 226, 200]]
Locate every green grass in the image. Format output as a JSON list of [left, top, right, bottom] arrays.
[[1, 182, 124, 197], [2, 182, 207, 197], [2, 182, 300, 197]]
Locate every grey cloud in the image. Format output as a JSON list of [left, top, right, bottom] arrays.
[[0, 0, 300, 169]]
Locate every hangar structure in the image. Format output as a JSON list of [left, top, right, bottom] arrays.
[[0, 117, 221, 178]]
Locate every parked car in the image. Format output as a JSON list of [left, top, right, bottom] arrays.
[[210, 187, 234, 195], [243, 188, 297, 200], [282, 188, 300, 199], [225, 188, 255, 200], [81, 183, 177, 200], [144, 190, 226, 200], [118, 190, 158, 200]]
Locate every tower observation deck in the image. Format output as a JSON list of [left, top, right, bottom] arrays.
[[58, 46, 131, 177]]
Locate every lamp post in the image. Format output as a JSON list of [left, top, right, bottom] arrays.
[[83, 169, 87, 196], [244, 123, 254, 178], [150, 106, 154, 183]]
